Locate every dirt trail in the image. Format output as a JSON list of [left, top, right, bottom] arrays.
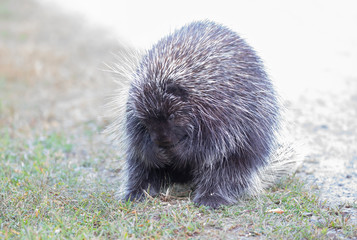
[[1, 0, 356, 221]]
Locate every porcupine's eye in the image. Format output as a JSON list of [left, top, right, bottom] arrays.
[[166, 82, 188, 101], [168, 113, 175, 121]]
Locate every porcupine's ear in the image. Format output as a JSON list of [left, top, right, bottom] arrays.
[[166, 82, 189, 101]]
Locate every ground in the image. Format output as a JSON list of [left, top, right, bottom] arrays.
[[1, 0, 356, 238]]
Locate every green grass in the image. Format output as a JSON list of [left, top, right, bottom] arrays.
[[0, 130, 356, 239]]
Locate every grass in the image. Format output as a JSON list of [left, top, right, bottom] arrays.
[[0, 129, 356, 239]]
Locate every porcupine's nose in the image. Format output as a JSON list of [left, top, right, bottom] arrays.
[[150, 130, 171, 148]]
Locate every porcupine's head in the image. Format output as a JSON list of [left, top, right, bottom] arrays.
[[125, 75, 195, 167]]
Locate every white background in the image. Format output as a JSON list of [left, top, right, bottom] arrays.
[[40, 0, 357, 99]]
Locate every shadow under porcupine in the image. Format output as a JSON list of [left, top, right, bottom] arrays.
[[106, 20, 299, 209]]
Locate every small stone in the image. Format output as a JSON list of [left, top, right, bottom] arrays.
[[310, 216, 319, 224], [302, 212, 313, 217], [326, 230, 337, 239]]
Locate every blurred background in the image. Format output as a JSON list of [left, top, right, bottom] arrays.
[[40, 0, 357, 99], [1, 0, 356, 207]]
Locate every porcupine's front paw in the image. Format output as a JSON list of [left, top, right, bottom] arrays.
[[123, 184, 160, 202], [193, 193, 231, 209], [123, 189, 146, 202]]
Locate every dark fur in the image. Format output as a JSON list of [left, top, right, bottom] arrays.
[[122, 21, 280, 208]]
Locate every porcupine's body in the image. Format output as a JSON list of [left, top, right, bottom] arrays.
[[115, 21, 286, 208]]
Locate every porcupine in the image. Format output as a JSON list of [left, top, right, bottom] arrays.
[[107, 20, 298, 209]]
